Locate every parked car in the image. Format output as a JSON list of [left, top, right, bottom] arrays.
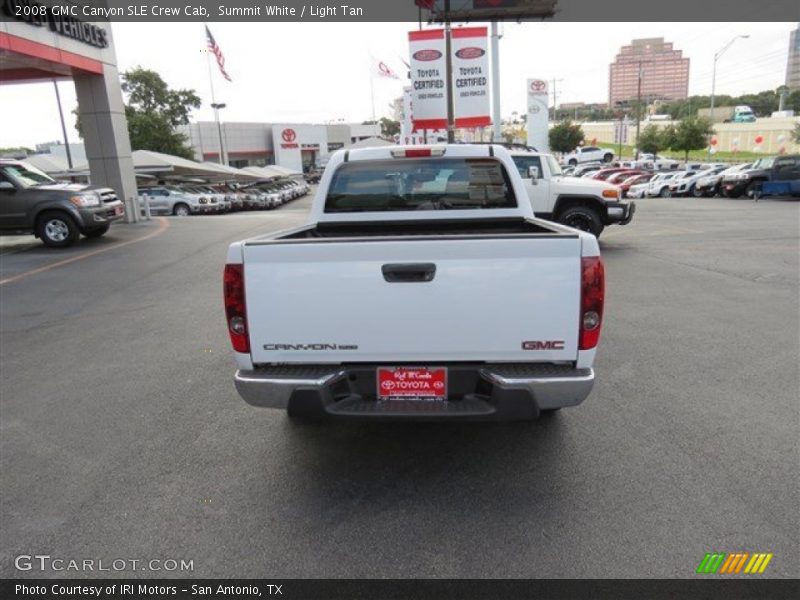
[[618, 173, 654, 198], [626, 179, 652, 199], [722, 155, 800, 199], [181, 185, 229, 212], [227, 144, 605, 421], [571, 163, 605, 177], [138, 186, 211, 216], [669, 166, 728, 197], [646, 172, 684, 197], [0, 159, 125, 247], [634, 154, 681, 171], [510, 149, 635, 237], [695, 163, 752, 197], [562, 146, 615, 166], [606, 170, 648, 185], [590, 168, 639, 182]]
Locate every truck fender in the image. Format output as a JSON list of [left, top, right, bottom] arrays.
[[32, 203, 83, 235]]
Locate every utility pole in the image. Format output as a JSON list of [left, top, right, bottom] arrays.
[[444, 0, 455, 143], [211, 102, 227, 165], [490, 21, 502, 142], [710, 35, 749, 158], [551, 78, 563, 121], [634, 62, 643, 160]]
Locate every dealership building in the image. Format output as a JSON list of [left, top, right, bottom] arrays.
[[181, 121, 381, 172], [1, 2, 139, 221]]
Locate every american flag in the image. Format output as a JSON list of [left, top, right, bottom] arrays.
[[205, 25, 231, 82]]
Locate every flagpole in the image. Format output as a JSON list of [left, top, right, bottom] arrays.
[[370, 74, 376, 122], [205, 30, 225, 165]]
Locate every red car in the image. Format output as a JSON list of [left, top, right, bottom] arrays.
[[618, 173, 654, 197], [590, 167, 636, 181], [606, 169, 648, 184]]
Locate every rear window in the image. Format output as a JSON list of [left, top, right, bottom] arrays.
[[324, 158, 517, 213]]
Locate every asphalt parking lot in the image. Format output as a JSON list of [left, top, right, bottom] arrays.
[[1, 193, 798, 578]]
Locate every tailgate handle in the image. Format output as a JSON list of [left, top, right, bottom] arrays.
[[382, 263, 437, 283]]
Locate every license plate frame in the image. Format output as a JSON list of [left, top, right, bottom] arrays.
[[377, 366, 448, 401]]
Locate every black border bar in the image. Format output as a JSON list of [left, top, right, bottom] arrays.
[[2, 579, 800, 600], [1, 0, 799, 22]]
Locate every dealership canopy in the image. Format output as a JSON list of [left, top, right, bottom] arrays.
[[69, 150, 259, 181]]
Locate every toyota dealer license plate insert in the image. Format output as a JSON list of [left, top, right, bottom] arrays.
[[377, 367, 448, 401]]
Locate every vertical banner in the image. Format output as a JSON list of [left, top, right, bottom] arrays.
[[451, 26, 491, 128], [526, 78, 550, 152], [409, 29, 447, 131]]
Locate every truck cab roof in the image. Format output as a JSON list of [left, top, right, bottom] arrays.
[[310, 144, 536, 224]]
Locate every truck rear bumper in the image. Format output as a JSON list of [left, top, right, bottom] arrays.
[[234, 364, 594, 420]]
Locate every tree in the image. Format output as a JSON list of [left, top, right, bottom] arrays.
[[791, 123, 800, 145], [0, 146, 33, 157], [378, 117, 400, 138], [120, 67, 201, 158], [549, 120, 584, 153], [636, 124, 665, 155], [663, 117, 713, 161]]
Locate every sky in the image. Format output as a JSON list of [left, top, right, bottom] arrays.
[[0, 21, 795, 148]]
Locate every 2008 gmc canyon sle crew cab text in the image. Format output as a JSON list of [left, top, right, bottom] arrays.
[[224, 145, 605, 421]]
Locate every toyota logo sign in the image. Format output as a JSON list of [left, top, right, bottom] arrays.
[[281, 129, 296, 143], [455, 47, 485, 59], [413, 49, 442, 62], [530, 80, 547, 93]]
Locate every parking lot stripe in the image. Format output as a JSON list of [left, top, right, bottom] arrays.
[[0, 217, 169, 286]]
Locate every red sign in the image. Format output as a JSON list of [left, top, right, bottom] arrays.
[[413, 49, 442, 61], [377, 367, 447, 400], [281, 128, 296, 143], [455, 47, 485, 59]]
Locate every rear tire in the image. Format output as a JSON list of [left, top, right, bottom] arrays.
[[36, 211, 80, 248], [568, 159, 577, 166], [83, 225, 110, 238], [603, 153, 613, 163], [558, 206, 604, 237], [691, 184, 702, 198]]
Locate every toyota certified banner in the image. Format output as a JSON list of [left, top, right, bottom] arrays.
[[451, 26, 490, 128], [408, 29, 448, 131]]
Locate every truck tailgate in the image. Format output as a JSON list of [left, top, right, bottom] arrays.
[[243, 236, 581, 364]]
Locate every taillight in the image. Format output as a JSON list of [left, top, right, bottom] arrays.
[[579, 256, 605, 350], [223, 263, 249, 353]]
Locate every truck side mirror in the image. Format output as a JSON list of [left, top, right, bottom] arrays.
[[0, 181, 16, 191], [528, 166, 539, 180]]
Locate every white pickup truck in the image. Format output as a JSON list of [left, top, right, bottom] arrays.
[[225, 144, 605, 421], [508, 150, 635, 237]]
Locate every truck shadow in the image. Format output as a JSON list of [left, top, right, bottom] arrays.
[[276, 414, 576, 509]]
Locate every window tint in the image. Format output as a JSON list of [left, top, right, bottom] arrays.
[[325, 158, 517, 213], [511, 155, 543, 179]]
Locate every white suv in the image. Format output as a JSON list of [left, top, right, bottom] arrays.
[[563, 146, 615, 166]]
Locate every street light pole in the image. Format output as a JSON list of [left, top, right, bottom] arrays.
[[709, 35, 749, 157], [211, 102, 227, 165], [634, 62, 643, 161]]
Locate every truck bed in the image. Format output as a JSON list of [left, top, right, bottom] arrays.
[[240, 217, 584, 366], [246, 217, 571, 243]]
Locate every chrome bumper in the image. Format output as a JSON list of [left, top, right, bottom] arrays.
[[234, 364, 594, 415]]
